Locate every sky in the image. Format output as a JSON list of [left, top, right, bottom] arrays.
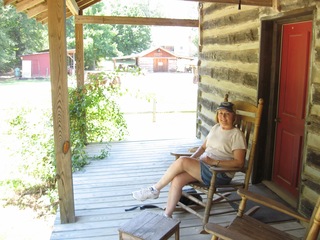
[[150, 0, 199, 54], [156, 0, 198, 19], [102, 0, 198, 19]]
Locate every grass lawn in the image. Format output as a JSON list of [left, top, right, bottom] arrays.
[[0, 72, 197, 174], [0, 78, 55, 240]]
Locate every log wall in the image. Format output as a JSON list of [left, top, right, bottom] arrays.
[[197, 0, 320, 217]]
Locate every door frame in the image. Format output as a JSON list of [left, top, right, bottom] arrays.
[[253, 7, 315, 187]]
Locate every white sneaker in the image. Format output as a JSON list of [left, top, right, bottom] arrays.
[[162, 212, 172, 218], [132, 186, 160, 201]]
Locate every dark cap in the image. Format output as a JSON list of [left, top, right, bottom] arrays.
[[217, 102, 235, 113]]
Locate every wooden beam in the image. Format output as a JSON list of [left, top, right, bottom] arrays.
[[78, 0, 99, 7], [78, 0, 101, 11], [75, 23, 85, 86], [3, 0, 16, 5], [75, 15, 199, 27], [35, 10, 48, 24], [181, 0, 272, 7], [198, 3, 203, 51], [26, 2, 47, 19], [47, 0, 75, 224], [16, 0, 44, 12], [39, 10, 73, 25], [272, 0, 280, 11], [77, 0, 98, 6], [66, 0, 79, 15]]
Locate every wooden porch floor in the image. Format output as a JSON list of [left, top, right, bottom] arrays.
[[50, 138, 306, 240]]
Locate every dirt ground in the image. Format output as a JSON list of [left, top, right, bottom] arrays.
[[0, 205, 55, 240]]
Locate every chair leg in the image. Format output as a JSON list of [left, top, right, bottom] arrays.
[[203, 188, 215, 224], [202, 174, 217, 231]]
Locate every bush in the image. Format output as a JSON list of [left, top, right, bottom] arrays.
[[69, 71, 128, 170], [1, 70, 129, 216], [1, 108, 57, 216]]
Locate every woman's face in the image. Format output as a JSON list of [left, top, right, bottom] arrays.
[[217, 109, 235, 129]]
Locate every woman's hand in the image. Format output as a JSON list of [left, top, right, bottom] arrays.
[[202, 149, 246, 168], [200, 156, 219, 166]]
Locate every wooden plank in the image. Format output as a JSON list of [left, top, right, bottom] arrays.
[[36, 10, 48, 24], [78, 0, 101, 10], [15, 0, 44, 12], [118, 211, 180, 240], [3, 0, 16, 5], [26, 2, 47, 19], [272, 0, 280, 11], [181, 0, 272, 7], [47, 0, 75, 223], [75, 15, 199, 27], [66, 0, 79, 15]]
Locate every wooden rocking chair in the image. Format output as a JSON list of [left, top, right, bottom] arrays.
[[171, 96, 264, 230], [205, 188, 320, 240]]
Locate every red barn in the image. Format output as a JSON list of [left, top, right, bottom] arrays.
[[21, 50, 75, 78]]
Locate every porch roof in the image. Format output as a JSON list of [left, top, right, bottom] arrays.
[[4, 0, 102, 23], [4, 0, 273, 24]]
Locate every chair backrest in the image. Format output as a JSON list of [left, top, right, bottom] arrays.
[[227, 96, 264, 189], [305, 196, 320, 239]]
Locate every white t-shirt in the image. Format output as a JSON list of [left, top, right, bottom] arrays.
[[203, 124, 247, 178], [205, 124, 247, 161]]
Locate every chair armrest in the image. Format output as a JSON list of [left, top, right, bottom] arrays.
[[237, 188, 309, 223], [205, 222, 253, 240], [209, 166, 244, 173], [170, 152, 193, 157], [170, 152, 193, 160], [170, 146, 199, 159]]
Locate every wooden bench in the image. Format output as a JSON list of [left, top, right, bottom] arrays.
[[118, 211, 180, 240]]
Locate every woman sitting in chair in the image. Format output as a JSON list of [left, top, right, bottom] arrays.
[[132, 101, 247, 218]]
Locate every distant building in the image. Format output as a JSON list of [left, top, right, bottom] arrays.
[[112, 46, 194, 73], [20, 50, 75, 78]]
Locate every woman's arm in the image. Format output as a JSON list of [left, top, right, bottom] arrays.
[[202, 149, 246, 168], [191, 141, 207, 158]]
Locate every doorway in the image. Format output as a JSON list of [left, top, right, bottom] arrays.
[[256, 8, 314, 204], [153, 58, 168, 72], [22, 60, 32, 78], [273, 21, 312, 197]]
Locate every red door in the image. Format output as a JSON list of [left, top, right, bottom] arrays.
[[153, 58, 168, 72], [272, 21, 312, 197]]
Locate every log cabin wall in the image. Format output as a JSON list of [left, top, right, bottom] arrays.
[[197, 0, 320, 216]]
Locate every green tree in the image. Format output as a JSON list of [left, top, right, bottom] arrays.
[[79, 2, 119, 69], [112, 24, 151, 56], [66, 3, 120, 70], [0, 0, 47, 73], [68, 0, 156, 69], [109, 0, 157, 56]]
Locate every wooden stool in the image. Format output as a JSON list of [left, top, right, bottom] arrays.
[[118, 211, 180, 240]]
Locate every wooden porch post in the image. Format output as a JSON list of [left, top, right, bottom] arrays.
[[75, 13, 87, 143], [47, 0, 75, 223], [75, 10, 85, 87]]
